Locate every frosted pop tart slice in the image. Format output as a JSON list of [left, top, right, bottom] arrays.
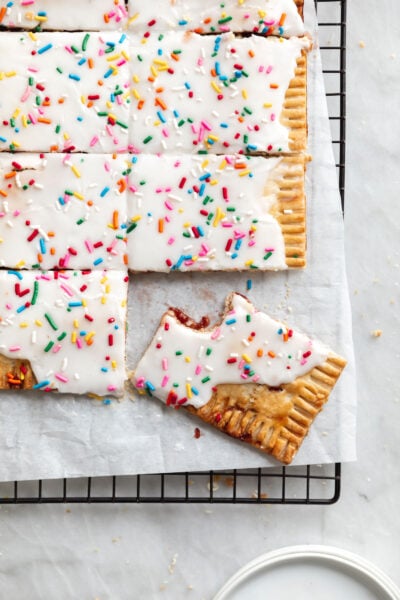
[[130, 32, 310, 155], [0, 269, 128, 396], [133, 293, 347, 464], [128, 0, 304, 37], [0, 153, 128, 270], [0, 32, 130, 153], [127, 154, 306, 272], [0, 0, 128, 30]]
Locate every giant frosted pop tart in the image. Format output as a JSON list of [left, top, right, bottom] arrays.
[[134, 293, 346, 464], [0, 31, 130, 153], [128, 0, 304, 37], [0, 153, 129, 270], [0, 269, 128, 396], [130, 32, 310, 155], [127, 153, 307, 271], [0, 0, 128, 30]]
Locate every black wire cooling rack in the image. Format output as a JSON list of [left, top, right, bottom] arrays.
[[0, 0, 346, 505]]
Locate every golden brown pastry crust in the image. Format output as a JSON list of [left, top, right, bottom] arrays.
[[294, 0, 304, 19], [0, 353, 37, 390], [186, 354, 346, 464], [268, 154, 308, 268], [281, 50, 308, 153]]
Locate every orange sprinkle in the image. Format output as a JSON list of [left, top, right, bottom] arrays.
[[234, 163, 247, 170], [155, 96, 167, 110], [87, 200, 94, 207], [88, 58, 94, 69], [58, 98, 65, 104], [279, 12, 287, 26], [0, 7, 6, 23], [5, 171, 17, 179], [283, 332, 289, 342], [112, 211, 119, 229], [104, 14, 110, 24], [123, 254, 128, 266], [204, 17, 212, 24], [0, 190, 8, 198], [87, 101, 94, 109], [37, 253, 43, 263], [37, 117, 52, 124], [50, 145, 59, 152], [155, 87, 164, 93], [117, 178, 127, 193], [268, 351, 276, 359], [50, 248, 56, 256], [158, 219, 164, 233], [257, 349, 264, 358], [171, 53, 180, 62], [138, 99, 145, 110], [48, 231, 55, 237], [270, 83, 279, 89], [248, 50, 255, 58]]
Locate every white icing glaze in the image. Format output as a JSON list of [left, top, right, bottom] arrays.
[[0, 0, 128, 30], [0, 269, 128, 396], [134, 293, 330, 409], [129, 32, 310, 154], [0, 153, 129, 270], [127, 153, 288, 271], [0, 31, 131, 153], [128, 0, 304, 37]]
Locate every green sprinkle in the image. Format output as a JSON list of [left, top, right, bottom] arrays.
[[116, 120, 129, 130], [175, 351, 183, 356], [264, 252, 273, 261], [31, 281, 39, 305], [206, 348, 212, 356], [201, 376, 211, 384], [57, 332, 67, 342], [45, 313, 58, 331], [143, 135, 153, 144], [246, 315, 251, 322], [82, 34, 90, 52], [127, 222, 137, 234], [44, 341, 54, 353]]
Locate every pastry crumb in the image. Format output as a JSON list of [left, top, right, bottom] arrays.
[[168, 553, 178, 575], [371, 329, 382, 338], [359, 40, 365, 48]]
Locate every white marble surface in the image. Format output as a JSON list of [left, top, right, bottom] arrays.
[[1, 1, 400, 598]]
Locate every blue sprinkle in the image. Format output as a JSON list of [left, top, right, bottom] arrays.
[[191, 387, 199, 396], [199, 183, 206, 197], [7, 270, 23, 280], [100, 186, 110, 197], [247, 144, 258, 151], [69, 73, 81, 81], [38, 43, 53, 55], [68, 301, 83, 308], [220, 123, 228, 129], [178, 19, 188, 25], [103, 398, 112, 405], [39, 238, 46, 254], [226, 318, 237, 325], [197, 226, 205, 237], [157, 110, 166, 123], [101, 367, 109, 373], [33, 380, 50, 390], [234, 239, 242, 251], [199, 172, 211, 181], [78, 58, 87, 66], [58, 196, 65, 206], [277, 328, 283, 335], [231, 252, 238, 259], [146, 381, 156, 392], [246, 279, 252, 291], [0, 136, 7, 143], [77, 116, 83, 122], [173, 109, 179, 118], [104, 68, 113, 79], [79, 330, 87, 336], [16, 304, 27, 313], [93, 258, 103, 266], [119, 33, 126, 44]]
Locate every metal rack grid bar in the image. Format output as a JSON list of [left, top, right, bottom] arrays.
[[0, 0, 347, 506]]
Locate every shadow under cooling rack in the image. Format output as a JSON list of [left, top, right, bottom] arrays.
[[0, 0, 347, 506]]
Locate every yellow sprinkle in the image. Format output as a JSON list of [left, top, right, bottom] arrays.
[[185, 357, 191, 363], [183, 221, 191, 228], [218, 159, 227, 170], [71, 331, 77, 343], [106, 53, 121, 62], [35, 320, 43, 327], [150, 65, 158, 78], [186, 383, 193, 399], [12, 108, 21, 119], [100, 276, 107, 284], [128, 12, 139, 24], [210, 179, 218, 186], [63, 132, 70, 141], [35, 15, 48, 22], [132, 74, 140, 83], [22, 115, 28, 128], [105, 284, 111, 294], [201, 159, 209, 169], [19, 322, 29, 328], [131, 215, 142, 223], [213, 206, 226, 227], [71, 165, 81, 178], [132, 88, 141, 100], [101, 296, 107, 305], [73, 192, 84, 201], [15, 260, 25, 268], [121, 299, 127, 308], [86, 332, 95, 343], [211, 80, 222, 94], [258, 9, 266, 18], [11, 141, 21, 148], [239, 169, 251, 177], [82, 299, 87, 307], [245, 260, 254, 267], [6, 71, 17, 78], [80, 95, 86, 105], [242, 89, 248, 100], [242, 353, 252, 363], [121, 50, 130, 62], [264, 103, 273, 108], [207, 134, 219, 142], [73, 319, 79, 328], [28, 31, 37, 41], [111, 360, 117, 369]]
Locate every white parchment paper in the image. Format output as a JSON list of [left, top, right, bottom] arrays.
[[0, 3, 357, 482]]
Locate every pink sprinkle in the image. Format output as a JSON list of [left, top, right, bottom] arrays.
[[162, 358, 168, 371], [238, 359, 245, 370], [240, 373, 248, 380], [107, 385, 117, 392], [258, 66, 264, 73], [9, 346, 21, 352], [195, 365, 202, 376], [266, 65, 273, 74], [136, 377, 145, 388], [21, 87, 31, 103], [13, 210, 20, 217], [6, 303, 12, 310], [90, 136, 99, 147], [52, 344, 62, 354], [60, 284, 74, 296], [104, 161, 111, 172], [55, 373, 69, 383], [270, 113, 276, 122], [76, 338, 83, 349], [161, 375, 169, 388], [165, 200, 174, 211], [162, 129, 169, 138], [167, 237, 175, 245], [211, 327, 221, 340], [248, 240, 256, 247], [252, 375, 261, 382], [85, 240, 94, 254]]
